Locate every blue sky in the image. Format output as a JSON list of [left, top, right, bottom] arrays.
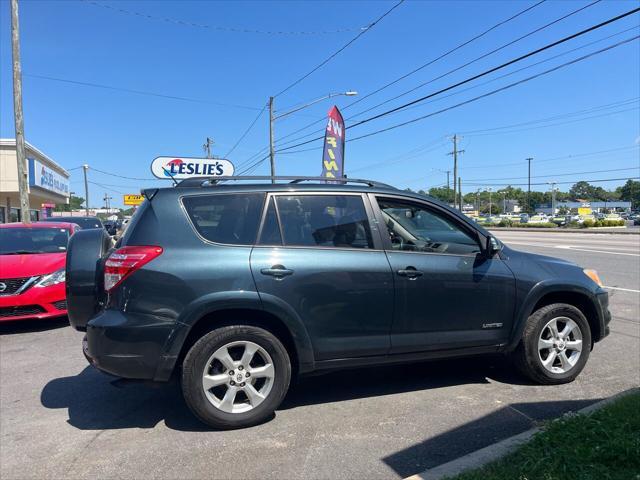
[[1, 0, 639, 208]]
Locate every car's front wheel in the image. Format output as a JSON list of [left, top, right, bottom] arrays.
[[182, 325, 291, 429], [513, 303, 591, 384]]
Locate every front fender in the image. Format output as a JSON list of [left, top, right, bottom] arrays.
[[505, 280, 600, 352]]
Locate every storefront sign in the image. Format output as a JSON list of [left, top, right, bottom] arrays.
[[28, 158, 70, 197], [123, 194, 145, 206], [151, 157, 235, 179]]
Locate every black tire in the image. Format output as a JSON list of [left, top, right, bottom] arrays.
[[182, 325, 291, 429], [513, 303, 591, 385]]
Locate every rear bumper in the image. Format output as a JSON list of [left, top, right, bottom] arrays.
[[85, 309, 178, 381], [0, 283, 67, 322]]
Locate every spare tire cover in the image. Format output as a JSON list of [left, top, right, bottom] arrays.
[[66, 229, 112, 330]]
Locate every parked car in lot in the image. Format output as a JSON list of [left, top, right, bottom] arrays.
[[66, 177, 611, 429], [1, 222, 79, 321], [44, 216, 103, 230], [102, 220, 120, 236]]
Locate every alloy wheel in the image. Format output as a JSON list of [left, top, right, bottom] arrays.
[[201, 341, 275, 414], [538, 316, 583, 374]]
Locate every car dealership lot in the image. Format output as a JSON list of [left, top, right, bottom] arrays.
[[1, 231, 638, 480]]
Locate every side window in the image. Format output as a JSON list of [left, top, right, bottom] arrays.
[[258, 197, 283, 246], [275, 195, 373, 249], [183, 193, 264, 245], [377, 198, 480, 255]]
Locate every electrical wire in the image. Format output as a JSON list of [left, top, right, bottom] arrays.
[[81, 0, 370, 35], [273, 0, 405, 97], [24, 74, 263, 111], [464, 166, 640, 182], [271, 0, 549, 147], [275, 6, 640, 152], [344, 0, 603, 121], [224, 105, 267, 158], [462, 176, 639, 187], [340, 35, 640, 145]]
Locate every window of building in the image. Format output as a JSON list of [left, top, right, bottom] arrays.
[[275, 195, 373, 249], [0, 206, 6, 224], [182, 193, 265, 245], [9, 208, 20, 223]]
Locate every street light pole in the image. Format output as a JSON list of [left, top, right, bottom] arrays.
[[11, 0, 30, 223], [267, 91, 357, 183]]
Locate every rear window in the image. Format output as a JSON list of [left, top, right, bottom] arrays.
[[182, 193, 265, 245]]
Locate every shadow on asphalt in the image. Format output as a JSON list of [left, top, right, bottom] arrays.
[[382, 397, 600, 478], [0, 317, 69, 335], [41, 355, 536, 433]]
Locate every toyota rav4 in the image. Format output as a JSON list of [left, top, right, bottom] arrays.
[[65, 177, 610, 429]]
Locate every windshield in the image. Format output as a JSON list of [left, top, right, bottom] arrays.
[[0, 228, 70, 255], [44, 217, 102, 229]]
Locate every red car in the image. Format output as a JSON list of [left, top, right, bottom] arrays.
[[0, 222, 79, 322]]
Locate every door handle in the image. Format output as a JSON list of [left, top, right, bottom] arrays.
[[397, 267, 423, 279], [261, 265, 294, 279]]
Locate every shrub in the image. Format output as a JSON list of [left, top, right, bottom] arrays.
[[582, 219, 595, 228]]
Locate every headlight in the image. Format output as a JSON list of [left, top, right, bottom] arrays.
[[35, 268, 66, 288], [583, 269, 603, 287]]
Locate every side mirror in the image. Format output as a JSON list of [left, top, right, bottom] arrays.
[[485, 235, 501, 257]]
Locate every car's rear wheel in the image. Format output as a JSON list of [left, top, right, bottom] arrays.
[[513, 303, 591, 384], [181, 325, 291, 429]]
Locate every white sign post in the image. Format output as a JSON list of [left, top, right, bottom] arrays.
[[151, 157, 235, 180]]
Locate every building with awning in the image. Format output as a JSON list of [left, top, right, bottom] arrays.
[[0, 139, 70, 223]]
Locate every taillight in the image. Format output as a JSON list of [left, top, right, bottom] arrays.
[[104, 246, 163, 292]]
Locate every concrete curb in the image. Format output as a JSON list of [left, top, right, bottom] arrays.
[[488, 227, 639, 234], [405, 388, 639, 480]]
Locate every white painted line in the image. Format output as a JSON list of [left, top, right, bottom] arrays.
[[604, 286, 640, 293], [505, 241, 640, 257]]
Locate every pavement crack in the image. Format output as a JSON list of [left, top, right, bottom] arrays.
[[507, 404, 536, 424]]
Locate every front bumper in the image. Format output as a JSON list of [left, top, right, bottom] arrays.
[[85, 309, 179, 381], [0, 282, 67, 322], [595, 289, 611, 341]]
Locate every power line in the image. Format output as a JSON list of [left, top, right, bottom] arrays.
[[81, 0, 370, 35], [463, 176, 639, 187], [344, 0, 602, 121], [464, 166, 639, 182], [90, 167, 158, 181], [341, 35, 640, 145], [224, 105, 266, 158], [461, 145, 640, 170], [273, 0, 405, 97], [271, 0, 548, 148], [276, 6, 640, 152], [274, 0, 600, 149], [24, 73, 263, 111]]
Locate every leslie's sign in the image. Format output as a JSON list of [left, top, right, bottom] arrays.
[[151, 157, 235, 179]]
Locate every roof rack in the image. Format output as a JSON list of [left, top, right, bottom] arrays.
[[175, 176, 395, 189]]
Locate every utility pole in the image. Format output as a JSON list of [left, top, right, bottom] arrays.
[[475, 189, 480, 213], [268, 96, 275, 183], [203, 137, 213, 158], [502, 191, 506, 214], [448, 135, 464, 210], [11, 0, 30, 223], [488, 188, 493, 216], [526, 157, 533, 213], [548, 181, 557, 215], [458, 177, 462, 211], [82, 164, 89, 216]]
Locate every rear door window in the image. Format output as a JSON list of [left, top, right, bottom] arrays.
[[183, 193, 265, 245], [275, 195, 373, 249]]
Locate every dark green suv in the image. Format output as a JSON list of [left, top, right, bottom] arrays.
[[65, 177, 610, 429]]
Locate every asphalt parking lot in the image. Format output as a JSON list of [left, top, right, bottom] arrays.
[[1, 231, 638, 479]]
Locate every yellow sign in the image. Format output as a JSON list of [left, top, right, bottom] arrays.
[[578, 207, 592, 216], [123, 194, 144, 206]]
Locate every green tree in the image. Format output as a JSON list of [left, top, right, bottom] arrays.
[[617, 179, 640, 208], [427, 186, 454, 203], [54, 195, 84, 212]]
